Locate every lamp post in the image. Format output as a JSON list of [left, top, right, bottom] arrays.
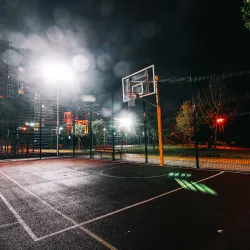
[[41, 62, 74, 156], [103, 128, 106, 146], [56, 86, 59, 155]]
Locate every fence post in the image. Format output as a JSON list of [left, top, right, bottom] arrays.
[[190, 69, 199, 169], [111, 92, 115, 160], [89, 103, 93, 159], [39, 102, 42, 159], [26, 137, 29, 156], [73, 106, 76, 157], [0, 137, 2, 155], [143, 99, 148, 163]]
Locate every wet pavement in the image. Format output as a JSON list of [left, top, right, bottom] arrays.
[[0, 158, 249, 249]]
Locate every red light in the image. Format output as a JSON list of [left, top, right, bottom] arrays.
[[216, 118, 225, 123], [21, 126, 27, 132]]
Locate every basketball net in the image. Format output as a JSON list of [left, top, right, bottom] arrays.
[[127, 92, 136, 107]]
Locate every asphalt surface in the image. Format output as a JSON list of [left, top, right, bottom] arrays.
[[0, 158, 249, 250]]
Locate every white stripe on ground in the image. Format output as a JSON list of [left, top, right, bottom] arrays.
[[0, 170, 118, 249], [89, 162, 123, 168], [78, 226, 118, 250], [0, 192, 38, 240], [0, 221, 19, 228], [36, 171, 224, 241], [101, 166, 177, 179]]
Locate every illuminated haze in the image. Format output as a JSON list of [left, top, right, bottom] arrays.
[[0, 0, 161, 103]]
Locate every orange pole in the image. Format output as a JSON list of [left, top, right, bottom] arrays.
[[155, 75, 164, 166]]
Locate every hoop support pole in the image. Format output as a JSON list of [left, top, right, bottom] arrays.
[[155, 75, 164, 167]]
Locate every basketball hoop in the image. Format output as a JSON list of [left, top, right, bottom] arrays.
[[122, 65, 155, 104], [127, 92, 137, 107]]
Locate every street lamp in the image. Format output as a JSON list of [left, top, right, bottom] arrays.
[[103, 128, 106, 146], [41, 62, 74, 155], [117, 114, 134, 132], [118, 117, 132, 130], [117, 115, 134, 148]]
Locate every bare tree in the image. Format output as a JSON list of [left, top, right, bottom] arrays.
[[197, 80, 227, 146]]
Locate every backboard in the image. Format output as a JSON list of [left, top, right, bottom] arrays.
[[122, 65, 155, 103]]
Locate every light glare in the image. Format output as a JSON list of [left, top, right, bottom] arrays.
[[41, 62, 74, 82], [118, 117, 132, 130]]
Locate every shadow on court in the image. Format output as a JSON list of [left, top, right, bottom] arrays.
[[0, 158, 249, 250]]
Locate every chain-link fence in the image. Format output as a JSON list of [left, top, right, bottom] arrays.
[[160, 71, 250, 172], [2, 71, 250, 173], [0, 91, 74, 159], [0, 86, 161, 163], [85, 89, 160, 164]]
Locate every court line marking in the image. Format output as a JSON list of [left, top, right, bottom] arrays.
[[101, 166, 174, 179], [33, 163, 125, 184], [86, 162, 124, 168], [34, 171, 224, 241], [0, 170, 118, 249], [0, 192, 38, 240], [76, 226, 118, 250], [0, 221, 19, 228]]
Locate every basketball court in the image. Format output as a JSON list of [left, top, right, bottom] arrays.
[[0, 65, 248, 249], [0, 158, 249, 249]]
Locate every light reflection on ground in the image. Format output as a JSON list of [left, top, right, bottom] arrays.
[[175, 179, 217, 195]]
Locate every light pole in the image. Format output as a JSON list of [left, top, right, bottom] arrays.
[[56, 86, 59, 155], [103, 128, 106, 146], [41, 62, 74, 156]]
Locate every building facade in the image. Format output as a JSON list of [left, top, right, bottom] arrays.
[[0, 38, 29, 135]]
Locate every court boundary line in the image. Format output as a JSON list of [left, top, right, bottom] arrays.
[[101, 166, 176, 179], [0, 192, 38, 240], [36, 171, 224, 241], [0, 170, 118, 250], [0, 221, 19, 229]]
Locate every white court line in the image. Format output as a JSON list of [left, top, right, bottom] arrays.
[[36, 171, 224, 241], [0, 222, 19, 228], [0, 170, 118, 249], [101, 166, 175, 179], [39, 163, 124, 184], [77, 226, 117, 250], [88, 162, 123, 168], [0, 192, 38, 240]]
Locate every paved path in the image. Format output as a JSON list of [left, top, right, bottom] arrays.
[[0, 158, 249, 249]]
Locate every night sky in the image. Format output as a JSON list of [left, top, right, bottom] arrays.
[[43, 0, 250, 74], [0, 0, 249, 93]]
